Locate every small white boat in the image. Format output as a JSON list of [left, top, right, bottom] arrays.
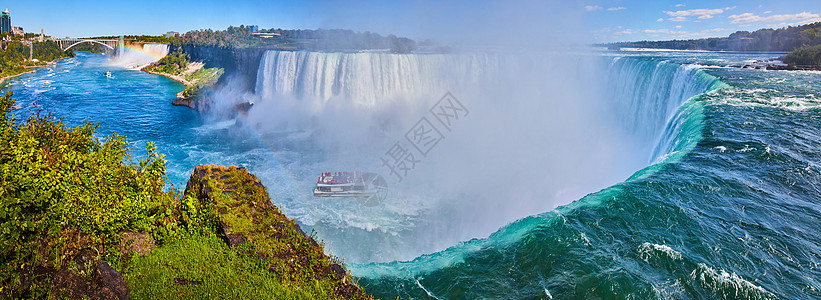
[[104, 71, 112, 78], [314, 171, 387, 200]]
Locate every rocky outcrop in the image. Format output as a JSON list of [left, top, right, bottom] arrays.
[[183, 165, 369, 299], [178, 46, 268, 92], [50, 254, 129, 300]]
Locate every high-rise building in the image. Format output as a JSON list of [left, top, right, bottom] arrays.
[[0, 9, 11, 35]]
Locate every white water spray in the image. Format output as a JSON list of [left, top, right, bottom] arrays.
[[108, 44, 169, 70]]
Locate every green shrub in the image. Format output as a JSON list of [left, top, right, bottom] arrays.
[[146, 48, 189, 75], [781, 44, 821, 66], [0, 92, 176, 297]]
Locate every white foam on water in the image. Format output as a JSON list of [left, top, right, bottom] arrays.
[[691, 263, 774, 299], [638, 242, 683, 261]]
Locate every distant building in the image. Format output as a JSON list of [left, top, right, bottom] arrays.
[[11, 25, 23, 35], [0, 9, 11, 35], [251, 32, 281, 39], [165, 31, 179, 38], [248, 25, 259, 33]]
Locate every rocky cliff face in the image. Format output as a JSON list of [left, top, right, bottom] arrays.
[[179, 46, 268, 93], [183, 165, 367, 299]]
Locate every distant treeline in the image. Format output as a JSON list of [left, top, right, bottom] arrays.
[[602, 22, 821, 52], [781, 44, 821, 66], [171, 25, 417, 53], [0, 38, 74, 78]]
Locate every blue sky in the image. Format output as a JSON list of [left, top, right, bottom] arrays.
[[584, 0, 821, 42], [3, 1, 819, 42]]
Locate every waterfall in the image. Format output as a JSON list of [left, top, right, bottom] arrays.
[[108, 43, 169, 69], [247, 50, 728, 265], [254, 50, 499, 108]]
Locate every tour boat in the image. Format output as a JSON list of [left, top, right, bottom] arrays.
[[313, 171, 387, 199]]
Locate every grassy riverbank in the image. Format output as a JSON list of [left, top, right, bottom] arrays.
[[142, 48, 223, 102]]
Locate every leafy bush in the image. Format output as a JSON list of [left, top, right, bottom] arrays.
[[0, 92, 175, 297], [146, 48, 189, 75], [781, 44, 821, 66]]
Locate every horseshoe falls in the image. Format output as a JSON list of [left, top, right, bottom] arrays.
[[6, 49, 820, 299], [246, 49, 820, 299]]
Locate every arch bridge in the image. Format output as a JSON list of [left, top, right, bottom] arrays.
[[56, 39, 120, 51]]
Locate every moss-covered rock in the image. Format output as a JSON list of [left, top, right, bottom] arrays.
[[180, 165, 368, 299]]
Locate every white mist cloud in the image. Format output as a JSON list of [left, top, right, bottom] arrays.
[[657, 17, 664, 22], [217, 0, 625, 263], [675, 3, 686, 7], [669, 16, 687, 22], [729, 11, 820, 24], [607, 7, 626, 11]]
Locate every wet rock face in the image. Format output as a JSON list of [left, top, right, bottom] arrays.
[[50, 260, 129, 300], [178, 46, 267, 92]]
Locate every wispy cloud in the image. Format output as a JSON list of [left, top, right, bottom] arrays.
[[657, 17, 664, 22], [664, 8, 724, 17], [607, 7, 627, 11], [585, 5, 603, 12], [729, 11, 820, 24], [643, 29, 684, 34], [669, 16, 687, 22], [675, 4, 686, 7], [616, 29, 634, 35]]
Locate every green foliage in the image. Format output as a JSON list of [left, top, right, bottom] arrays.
[[0, 41, 27, 77], [604, 21, 821, 52], [125, 234, 337, 299], [70, 42, 109, 54], [182, 67, 224, 98], [175, 25, 262, 48], [172, 25, 417, 52], [33, 41, 75, 62], [781, 44, 821, 66], [145, 48, 189, 75], [0, 40, 74, 78], [0, 92, 175, 297]]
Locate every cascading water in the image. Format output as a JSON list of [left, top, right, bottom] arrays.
[[108, 43, 169, 69], [242, 51, 727, 266], [8, 49, 817, 299], [601, 58, 729, 164]]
